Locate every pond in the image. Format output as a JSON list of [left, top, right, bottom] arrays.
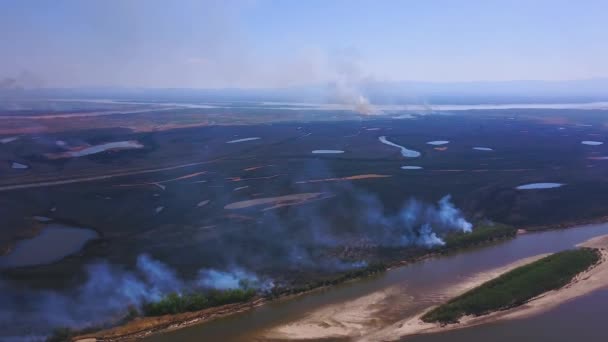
[[226, 137, 261, 144], [311, 150, 345, 154], [516, 183, 564, 190], [0, 224, 98, 268]]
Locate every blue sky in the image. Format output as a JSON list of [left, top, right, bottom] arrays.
[[1, 0, 607, 88]]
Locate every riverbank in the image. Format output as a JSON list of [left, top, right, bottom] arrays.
[[263, 254, 550, 341], [70, 224, 606, 342], [420, 248, 600, 324], [69, 224, 514, 341], [364, 234, 608, 341], [73, 299, 268, 341]]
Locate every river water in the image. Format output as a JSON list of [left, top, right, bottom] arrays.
[[145, 223, 608, 342]]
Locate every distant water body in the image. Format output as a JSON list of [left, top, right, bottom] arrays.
[[378, 136, 421, 158], [226, 137, 261, 144], [312, 150, 344, 154], [427, 141, 449, 146], [581, 141, 604, 146], [247, 101, 608, 111], [516, 183, 564, 190], [69, 141, 143, 157], [0, 224, 98, 268]]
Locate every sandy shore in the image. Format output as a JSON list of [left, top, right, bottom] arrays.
[[361, 235, 608, 341], [262, 254, 548, 341], [262, 234, 608, 341], [73, 233, 608, 342]]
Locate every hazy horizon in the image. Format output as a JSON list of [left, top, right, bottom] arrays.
[[2, 0, 608, 90]]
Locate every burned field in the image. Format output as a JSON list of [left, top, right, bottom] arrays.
[[2, 104, 608, 337]]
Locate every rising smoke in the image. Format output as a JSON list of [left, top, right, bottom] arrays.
[[0, 183, 472, 339], [0, 255, 273, 340], [327, 49, 379, 115]]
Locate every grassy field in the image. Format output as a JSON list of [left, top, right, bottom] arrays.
[[422, 248, 600, 324]]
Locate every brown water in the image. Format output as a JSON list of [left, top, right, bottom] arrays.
[[145, 223, 608, 342]]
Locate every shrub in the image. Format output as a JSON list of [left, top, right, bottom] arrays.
[[422, 248, 600, 324], [46, 327, 73, 342], [143, 288, 256, 317]]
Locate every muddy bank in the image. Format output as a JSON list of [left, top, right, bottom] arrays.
[[75, 299, 268, 342]]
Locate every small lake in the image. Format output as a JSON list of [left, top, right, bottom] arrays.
[[581, 141, 604, 146], [0, 224, 98, 268], [401, 166, 423, 170], [426, 141, 449, 146], [516, 183, 564, 190], [311, 150, 344, 154], [473, 147, 493, 151], [11, 162, 28, 169], [379, 136, 421, 158], [69, 141, 143, 157], [226, 137, 261, 144]]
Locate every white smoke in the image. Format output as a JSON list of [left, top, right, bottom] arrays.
[[436, 195, 473, 233], [328, 48, 380, 115], [197, 268, 274, 291], [416, 224, 445, 246], [0, 188, 472, 339], [0, 255, 266, 339]]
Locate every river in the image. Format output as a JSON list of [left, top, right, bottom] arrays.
[[145, 223, 608, 341], [407, 289, 608, 342]]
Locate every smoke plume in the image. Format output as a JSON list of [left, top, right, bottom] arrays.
[[198, 268, 274, 291], [327, 48, 380, 115], [0, 255, 273, 340], [0, 183, 472, 339]]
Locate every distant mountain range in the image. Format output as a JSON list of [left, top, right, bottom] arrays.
[[2, 78, 608, 105]]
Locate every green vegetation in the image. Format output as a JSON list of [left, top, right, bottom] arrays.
[[268, 262, 387, 298], [46, 327, 73, 342], [422, 248, 600, 324], [443, 223, 517, 250], [143, 288, 256, 317]]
